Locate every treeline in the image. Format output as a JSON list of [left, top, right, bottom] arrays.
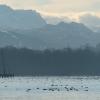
[[0, 46, 100, 76]]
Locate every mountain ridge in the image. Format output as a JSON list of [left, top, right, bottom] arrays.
[[0, 5, 46, 30], [0, 5, 99, 49], [0, 21, 99, 49]]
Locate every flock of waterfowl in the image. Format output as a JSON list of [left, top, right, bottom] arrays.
[[26, 84, 89, 92]]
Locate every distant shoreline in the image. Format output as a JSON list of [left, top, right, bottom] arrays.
[[0, 46, 100, 76]]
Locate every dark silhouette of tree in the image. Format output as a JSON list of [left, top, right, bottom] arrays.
[[0, 46, 100, 76]]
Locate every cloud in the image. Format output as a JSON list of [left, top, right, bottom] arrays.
[[79, 14, 100, 31], [43, 12, 100, 32], [0, 0, 100, 32], [43, 16, 71, 25], [0, 0, 100, 19], [0, 0, 38, 9], [32, 0, 100, 13], [0, 0, 100, 11]]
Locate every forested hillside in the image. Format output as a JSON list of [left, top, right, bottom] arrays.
[[0, 47, 100, 76]]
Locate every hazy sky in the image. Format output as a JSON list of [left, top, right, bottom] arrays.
[[0, 0, 100, 18]]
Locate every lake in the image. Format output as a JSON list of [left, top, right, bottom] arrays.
[[0, 76, 100, 100]]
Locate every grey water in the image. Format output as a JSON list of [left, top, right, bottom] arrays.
[[0, 76, 100, 100]]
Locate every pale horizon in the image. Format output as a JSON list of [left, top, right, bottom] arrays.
[[0, 0, 100, 19], [0, 1, 100, 30]]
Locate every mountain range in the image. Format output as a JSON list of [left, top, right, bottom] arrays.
[[0, 5, 46, 30], [0, 5, 100, 49]]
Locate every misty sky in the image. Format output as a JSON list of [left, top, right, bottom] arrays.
[[0, 0, 100, 19]]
